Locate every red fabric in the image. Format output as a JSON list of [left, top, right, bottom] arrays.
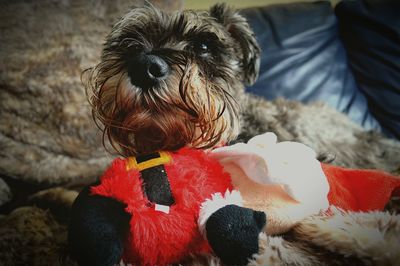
[[91, 148, 233, 266], [322, 163, 400, 212]]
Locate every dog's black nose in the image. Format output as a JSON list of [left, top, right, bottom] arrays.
[[126, 53, 170, 89], [147, 55, 169, 79]]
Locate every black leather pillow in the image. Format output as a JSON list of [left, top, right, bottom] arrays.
[[242, 1, 381, 131], [335, 0, 400, 139]]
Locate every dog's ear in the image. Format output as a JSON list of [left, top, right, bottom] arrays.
[[210, 3, 260, 85]]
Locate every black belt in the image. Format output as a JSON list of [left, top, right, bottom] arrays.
[[127, 152, 175, 206]]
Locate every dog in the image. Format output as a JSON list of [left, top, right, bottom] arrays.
[[70, 3, 400, 265], [84, 3, 400, 173]]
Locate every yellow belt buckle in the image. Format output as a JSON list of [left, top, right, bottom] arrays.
[[126, 151, 172, 171]]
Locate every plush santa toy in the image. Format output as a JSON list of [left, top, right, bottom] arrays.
[[71, 132, 400, 266]]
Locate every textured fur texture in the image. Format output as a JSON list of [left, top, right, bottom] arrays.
[[0, 0, 182, 184], [0, 0, 127, 183], [1, 192, 399, 265], [238, 98, 400, 173], [1, 1, 400, 265], [250, 209, 400, 266], [0, 178, 12, 206]]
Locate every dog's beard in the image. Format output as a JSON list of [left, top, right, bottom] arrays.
[[86, 59, 239, 156]]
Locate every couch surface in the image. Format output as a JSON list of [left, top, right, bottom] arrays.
[[336, 0, 400, 139], [243, 0, 400, 139]]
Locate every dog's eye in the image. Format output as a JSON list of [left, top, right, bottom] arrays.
[[191, 42, 211, 57], [196, 43, 209, 53]]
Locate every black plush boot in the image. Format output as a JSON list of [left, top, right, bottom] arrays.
[[206, 205, 266, 266]]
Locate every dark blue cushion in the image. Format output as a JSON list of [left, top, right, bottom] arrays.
[[242, 1, 381, 131], [335, 0, 400, 139]]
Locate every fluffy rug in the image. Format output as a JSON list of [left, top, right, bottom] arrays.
[[0, 188, 399, 265], [0, 0, 182, 184]]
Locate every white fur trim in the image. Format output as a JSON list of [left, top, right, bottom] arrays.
[[198, 190, 243, 236]]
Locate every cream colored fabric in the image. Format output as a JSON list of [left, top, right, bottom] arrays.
[[210, 132, 329, 234]]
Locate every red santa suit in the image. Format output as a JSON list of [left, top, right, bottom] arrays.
[[91, 148, 237, 265]]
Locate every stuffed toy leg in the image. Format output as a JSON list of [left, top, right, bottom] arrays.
[[198, 191, 266, 265]]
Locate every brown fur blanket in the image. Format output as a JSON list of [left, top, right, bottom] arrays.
[[0, 188, 399, 265]]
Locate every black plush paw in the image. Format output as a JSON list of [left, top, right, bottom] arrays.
[[206, 205, 266, 266], [68, 186, 131, 266]]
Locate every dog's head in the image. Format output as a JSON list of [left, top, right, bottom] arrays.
[[86, 4, 260, 156]]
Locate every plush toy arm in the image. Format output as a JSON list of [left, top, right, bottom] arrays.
[[199, 191, 266, 265], [68, 185, 131, 266]]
